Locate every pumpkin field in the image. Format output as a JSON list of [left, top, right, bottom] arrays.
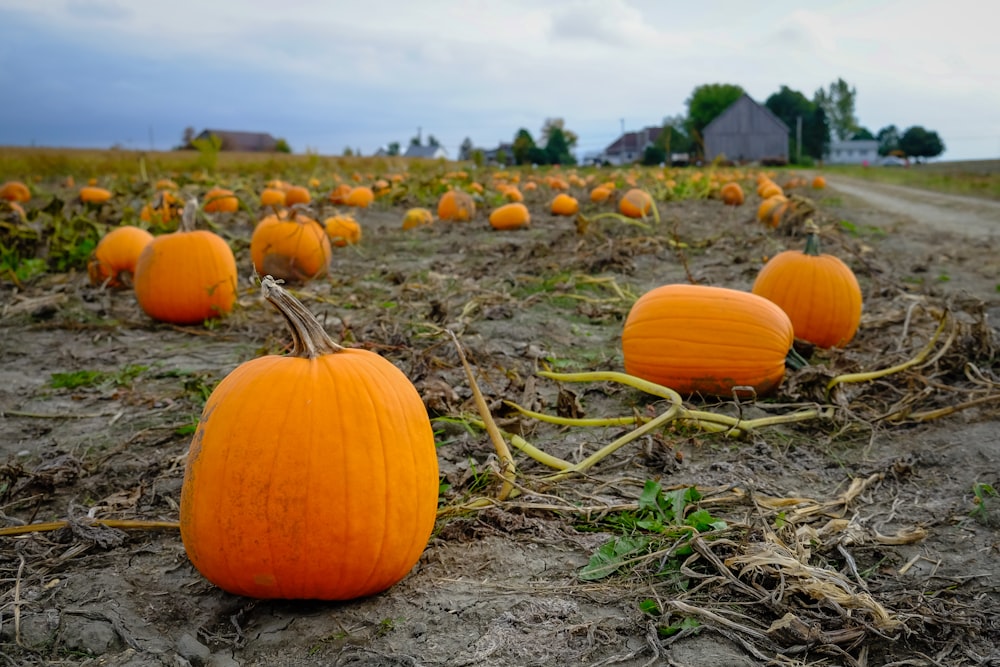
[[1, 151, 999, 666]]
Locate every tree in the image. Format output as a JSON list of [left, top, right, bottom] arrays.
[[685, 83, 744, 155], [274, 138, 291, 153], [387, 141, 401, 156], [512, 128, 537, 165], [898, 126, 945, 161], [764, 85, 830, 162], [852, 127, 875, 140], [876, 125, 900, 156], [181, 126, 196, 149], [427, 134, 441, 148], [342, 147, 354, 157], [641, 144, 666, 166], [410, 134, 421, 146], [814, 78, 859, 141], [544, 126, 576, 165], [459, 137, 474, 161], [540, 118, 578, 152], [658, 115, 692, 156]]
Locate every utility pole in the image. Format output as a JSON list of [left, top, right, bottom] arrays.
[[796, 116, 803, 164]]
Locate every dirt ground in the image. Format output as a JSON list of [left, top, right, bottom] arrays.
[[1, 173, 999, 666]]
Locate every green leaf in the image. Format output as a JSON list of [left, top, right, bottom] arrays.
[[579, 535, 649, 581], [658, 617, 701, 637], [638, 479, 664, 517], [638, 599, 660, 615]]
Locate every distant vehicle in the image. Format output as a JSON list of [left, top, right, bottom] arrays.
[[877, 156, 908, 167]]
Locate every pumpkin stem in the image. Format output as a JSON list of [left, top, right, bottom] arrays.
[[261, 275, 344, 358], [180, 197, 199, 232], [803, 219, 821, 256]]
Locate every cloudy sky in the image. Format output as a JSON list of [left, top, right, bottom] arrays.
[[1, 0, 996, 161]]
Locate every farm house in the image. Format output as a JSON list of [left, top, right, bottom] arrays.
[[703, 94, 790, 164]]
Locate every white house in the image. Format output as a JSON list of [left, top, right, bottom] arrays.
[[826, 139, 879, 165]]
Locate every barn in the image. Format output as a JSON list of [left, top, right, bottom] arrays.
[[703, 94, 789, 164]]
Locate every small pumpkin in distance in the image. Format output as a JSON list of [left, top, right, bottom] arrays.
[[436, 190, 476, 221], [757, 195, 788, 228], [179, 276, 440, 600], [550, 193, 579, 216], [622, 283, 797, 397], [88, 225, 154, 288], [488, 202, 530, 230], [589, 186, 612, 203], [328, 183, 353, 204], [260, 187, 287, 208], [811, 175, 827, 189], [324, 214, 362, 246], [344, 186, 374, 208], [79, 186, 113, 204], [751, 221, 862, 348], [251, 208, 332, 283], [133, 198, 238, 324], [720, 182, 745, 206], [284, 185, 311, 206], [619, 188, 653, 219], [0, 180, 31, 202], [203, 187, 239, 213], [402, 207, 433, 230]]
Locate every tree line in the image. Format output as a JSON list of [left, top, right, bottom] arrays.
[[429, 78, 945, 167]]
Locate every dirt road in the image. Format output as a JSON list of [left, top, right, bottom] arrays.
[[824, 175, 1000, 240]]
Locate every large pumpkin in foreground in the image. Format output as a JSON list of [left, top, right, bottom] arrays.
[[622, 284, 796, 397], [180, 277, 440, 600], [752, 226, 862, 348]]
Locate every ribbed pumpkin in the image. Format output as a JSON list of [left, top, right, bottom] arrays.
[[0, 180, 31, 202], [88, 225, 154, 288], [140, 191, 182, 226], [489, 202, 530, 230], [329, 183, 353, 204], [436, 190, 476, 221], [622, 284, 796, 397], [752, 224, 862, 348], [324, 214, 362, 246], [179, 276, 440, 600], [203, 187, 239, 213], [251, 208, 332, 283], [619, 188, 653, 218], [402, 207, 433, 230], [134, 199, 238, 324], [589, 186, 612, 203], [720, 182, 745, 206], [550, 193, 579, 216]]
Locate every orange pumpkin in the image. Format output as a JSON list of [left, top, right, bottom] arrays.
[[324, 214, 362, 246], [401, 207, 433, 230], [329, 183, 353, 204], [343, 186, 374, 208], [758, 181, 784, 199], [88, 226, 154, 288], [488, 203, 530, 230], [79, 186, 112, 204], [251, 209, 332, 283], [179, 277, 439, 600], [589, 186, 612, 203], [751, 226, 862, 348], [260, 187, 287, 208], [811, 176, 827, 189], [622, 284, 796, 397], [436, 190, 476, 221], [757, 195, 788, 228], [720, 182, 745, 206], [133, 199, 238, 324], [284, 185, 311, 206], [203, 187, 239, 213], [550, 193, 579, 216], [619, 188, 653, 218], [0, 180, 31, 202]]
